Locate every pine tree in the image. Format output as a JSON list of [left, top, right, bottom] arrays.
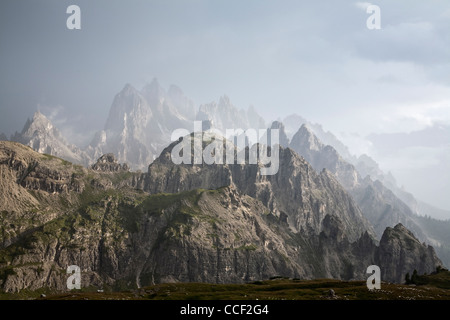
[[411, 269, 418, 284], [405, 272, 411, 285]]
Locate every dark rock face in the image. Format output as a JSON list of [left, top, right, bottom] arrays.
[[132, 187, 307, 285], [377, 224, 441, 283], [289, 124, 433, 247], [0, 141, 443, 293]]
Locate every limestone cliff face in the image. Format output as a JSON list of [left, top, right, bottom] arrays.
[[147, 137, 374, 243], [0, 141, 443, 294]]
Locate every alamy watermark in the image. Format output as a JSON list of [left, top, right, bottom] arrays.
[[66, 5, 81, 30], [65, 4, 380, 31], [366, 4, 381, 30], [170, 121, 280, 175], [366, 265, 381, 290], [66, 265, 81, 290]]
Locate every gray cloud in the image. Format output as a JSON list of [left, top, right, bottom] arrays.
[[1, 0, 449, 210]]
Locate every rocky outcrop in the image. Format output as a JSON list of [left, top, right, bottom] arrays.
[[0, 141, 87, 201], [377, 224, 441, 283], [91, 154, 129, 172]]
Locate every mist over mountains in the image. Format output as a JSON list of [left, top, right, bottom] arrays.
[[366, 125, 450, 214], [5, 79, 450, 221], [1, 79, 450, 293]]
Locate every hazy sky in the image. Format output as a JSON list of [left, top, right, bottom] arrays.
[[1, 0, 449, 210]]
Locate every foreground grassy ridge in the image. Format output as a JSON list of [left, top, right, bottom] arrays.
[[2, 258, 450, 301], [32, 273, 450, 300]]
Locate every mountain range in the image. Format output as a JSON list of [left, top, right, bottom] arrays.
[[0, 139, 441, 292], [0, 79, 449, 293]]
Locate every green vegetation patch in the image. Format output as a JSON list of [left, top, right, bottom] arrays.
[[42, 153, 72, 166], [140, 189, 205, 215], [236, 244, 258, 251]]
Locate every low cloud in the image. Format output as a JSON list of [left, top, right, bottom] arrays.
[[38, 104, 94, 147]]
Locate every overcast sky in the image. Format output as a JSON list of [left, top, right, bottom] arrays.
[[1, 0, 449, 211]]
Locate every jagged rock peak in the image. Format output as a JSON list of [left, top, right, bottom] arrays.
[[33, 110, 47, 120], [22, 111, 54, 135], [168, 84, 184, 97], [269, 121, 290, 147], [290, 123, 323, 152], [297, 123, 317, 139], [9, 111, 91, 166], [91, 153, 129, 172], [141, 77, 166, 100], [391, 223, 419, 240], [270, 120, 285, 130], [120, 83, 139, 95], [218, 95, 232, 107]]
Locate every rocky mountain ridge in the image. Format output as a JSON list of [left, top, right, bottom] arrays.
[[10, 111, 91, 167], [287, 123, 450, 267], [0, 140, 442, 293], [3, 79, 450, 276]]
